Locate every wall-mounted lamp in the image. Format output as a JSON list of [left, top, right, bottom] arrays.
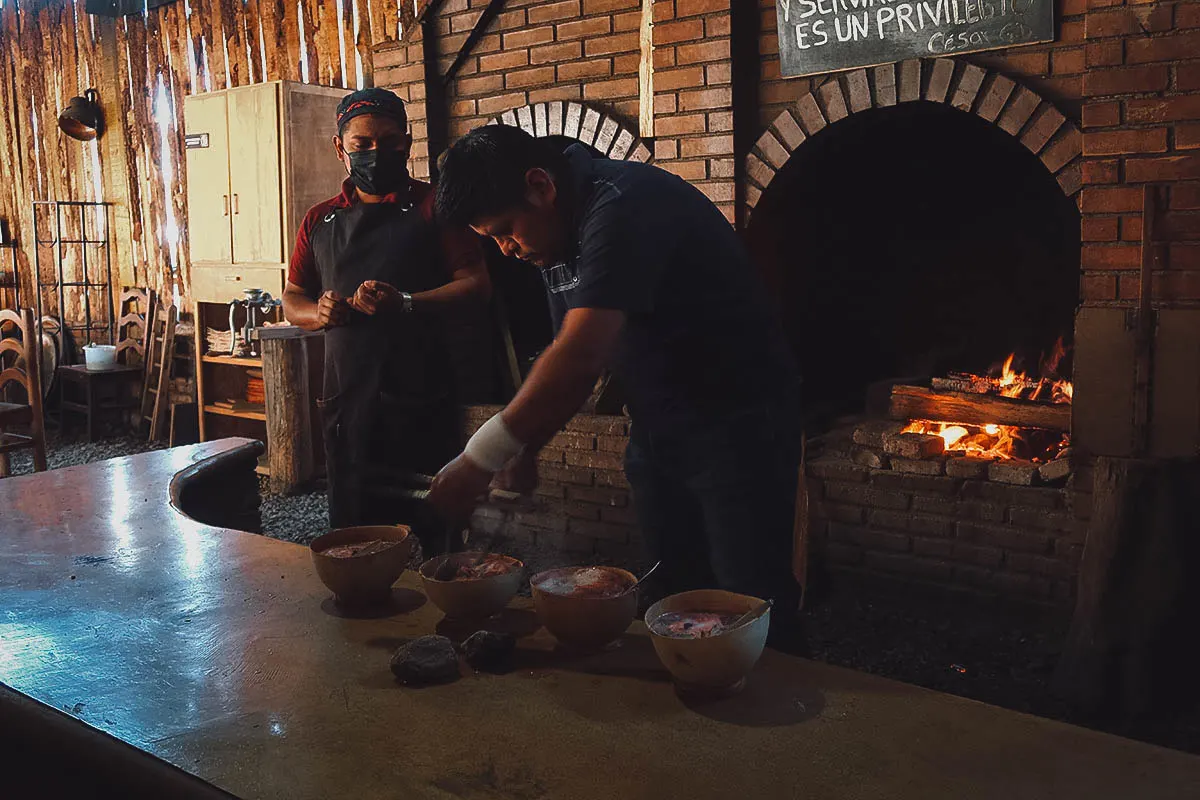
[[58, 89, 104, 141]]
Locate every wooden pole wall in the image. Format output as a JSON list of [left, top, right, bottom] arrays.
[[0, 0, 401, 321]]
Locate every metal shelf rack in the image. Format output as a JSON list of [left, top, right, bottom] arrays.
[[32, 200, 115, 348]]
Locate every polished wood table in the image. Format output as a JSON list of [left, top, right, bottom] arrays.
[[2, 438, 1200, 799]]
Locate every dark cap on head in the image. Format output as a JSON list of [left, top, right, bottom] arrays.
[[336, 88, 407, 135]]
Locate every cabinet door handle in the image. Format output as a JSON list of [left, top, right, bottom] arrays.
[[223, 195, 230, 216], [232, 194, 239, 215]]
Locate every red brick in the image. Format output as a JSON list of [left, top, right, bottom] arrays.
[[1061, 0, 1086, 15], [707, 111, 733, 132], [614, 10, 642, 30], [567, 485, 628, 507], [864, 552, 953, 582], [656, 66, 705, 92], [1085, 6, 1172, 38], [529, 85, 582, 104], [1082, 244, 1141, 269], [502, 26, 555, 49], [656, 18, 705, 44], [653, 0, 674, 22], [1120, 215, 1142, 241], [824, 482, 911, 510], [678, 86, 731, 111], [527, 0, 580, 23], [557, 59, 613, 81], [1007, 507, 1076, 533], [828, 522, 911, 553], [505, 65, 556, 90], [557, 16, 612, 40], [1082, 159, 1120, 184], [613, 52, 641, 73], [1082, 217, 1119, 241], [491, 9, 526, 30], [1173, 184, 1200, 210], [653, 46, 677, 68], [706, 12, 731, 36], [653, 94, 677, 117], [1126, 155, 1200, 183], [582, 0, 638, 12], [565, 414, 628, 435], [706, 62, 732, 86], [1179, 1, 1200, 27], [676, 0, 727, 15], [1052, 47, 1085, 75], [478, 50, 529, 72], [679, 134, 733, 158], [1181, 65, 1200, 92], [956, 521, 1053, 554], [1085, 41, 1123, 68], [457, 74, 506, 96], [548, 431, 596, 450], [1180, 123, 1200, 150], [1082, 100, 1120, 128], [583, 77, 640, 100], [999, 50, 1049, 76], [654, 113, 707, 135], [1162, 213, 1200, 240], [585, 31, 640, 56], [816, 502, 867, 524], [1082, 128, 1168, 156], [529, 40, 583, 65], [1127, 32, 1200, 65], [1083, 65, 1169, 96], [1081, 186, 1143, 212], [1061, 20, 1085, 43], [660, 159, 705, 180], [1081, 273, 1118, 301], [710, 157, 735, 179], [565, 449, 625, 471], [594, 468, 631, 489], [1124, 96, 1200, 124], [600, 505, 638, 526], [596, 435, 627, 454], [697, 182, 735, 203], [676, 38, 730, 64]]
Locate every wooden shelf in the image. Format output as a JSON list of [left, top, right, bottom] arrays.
[[203, 403, 266, 421], [201, 354, 262, 367]]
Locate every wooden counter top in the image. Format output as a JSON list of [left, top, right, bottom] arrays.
[[2, 439, 1199, 800]]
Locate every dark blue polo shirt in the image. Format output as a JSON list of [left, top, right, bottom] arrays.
[[542, 145, 798, 436]]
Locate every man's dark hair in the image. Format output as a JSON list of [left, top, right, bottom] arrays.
[[435, 125, 566, 227]]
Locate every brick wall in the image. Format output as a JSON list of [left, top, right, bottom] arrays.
[[464, 405, 641, 561], [809, 454, 1089, 605], [1079, 2, 1200, 307]]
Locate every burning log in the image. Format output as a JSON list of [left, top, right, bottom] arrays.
[[888, 385, 1071, 433]]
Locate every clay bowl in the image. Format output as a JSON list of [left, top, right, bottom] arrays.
[[310, 525, 413, 607], [419, 552, 524, 619], [530, 566, 639, 651], [645, 589, 770, 697]]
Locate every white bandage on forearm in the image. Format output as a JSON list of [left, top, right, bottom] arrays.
[[463, 413, 525, 473]]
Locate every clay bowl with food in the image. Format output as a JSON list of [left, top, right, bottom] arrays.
[[310, 525, 413, 607], [419, 552, 524, 620], [645, 589, 770, 697], [530, 566, 639, 651]]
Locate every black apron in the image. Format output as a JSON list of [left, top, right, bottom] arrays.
[[312, 190, 460, 549]]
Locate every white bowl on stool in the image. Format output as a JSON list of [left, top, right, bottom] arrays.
[[645, 589, 771, 698]]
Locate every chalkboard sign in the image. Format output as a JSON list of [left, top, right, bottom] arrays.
[[775, 0, 1054, 78]]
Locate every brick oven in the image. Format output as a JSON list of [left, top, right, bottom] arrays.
[[375, 0, 1200, 610]]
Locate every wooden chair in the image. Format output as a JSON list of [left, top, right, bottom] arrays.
[[0, 308, 47, 476], [58, 288, 156, 442]]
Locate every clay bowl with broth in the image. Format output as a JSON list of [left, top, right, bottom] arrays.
[[310, 525, 413, 607], [419, 552, 524, 619], [530, 566, 639, 651], [645, 589, 770, 697]]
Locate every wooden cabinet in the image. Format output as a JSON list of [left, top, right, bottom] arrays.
[[183, 81, 346, 304]]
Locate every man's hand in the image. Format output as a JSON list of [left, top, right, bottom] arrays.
[[428, 453, 495, 528], [348, 280, 401, 315], [316, 290, 350, 328], [492, 450, 539, 496]]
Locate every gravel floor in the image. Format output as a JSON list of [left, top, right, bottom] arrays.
[[9, 433, 1200, 754]]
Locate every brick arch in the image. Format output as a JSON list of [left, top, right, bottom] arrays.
[[743, 58, 1083, 222], [489, 101, 651, 163]]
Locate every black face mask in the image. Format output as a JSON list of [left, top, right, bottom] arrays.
[[347, 148, 409, 197]]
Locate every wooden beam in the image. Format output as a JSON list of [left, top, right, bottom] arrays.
[[888, 384, 1071, 432], [638, 0, 653, 138], [442, 0, 507, 87]]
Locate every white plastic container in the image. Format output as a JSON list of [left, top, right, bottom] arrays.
[[82, 344, 117, 370]]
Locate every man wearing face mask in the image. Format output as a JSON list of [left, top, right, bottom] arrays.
[[282, 88, 490, 554]]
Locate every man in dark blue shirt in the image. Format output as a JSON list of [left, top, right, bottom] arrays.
[[429, 125, 803, 645]]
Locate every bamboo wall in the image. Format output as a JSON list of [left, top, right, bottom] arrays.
[[0, 0, 404, 327]]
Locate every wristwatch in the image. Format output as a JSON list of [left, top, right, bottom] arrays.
[[399, 292, 414, 314]]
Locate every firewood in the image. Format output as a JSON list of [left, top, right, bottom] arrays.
[[889, 385, 1071, 432]]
